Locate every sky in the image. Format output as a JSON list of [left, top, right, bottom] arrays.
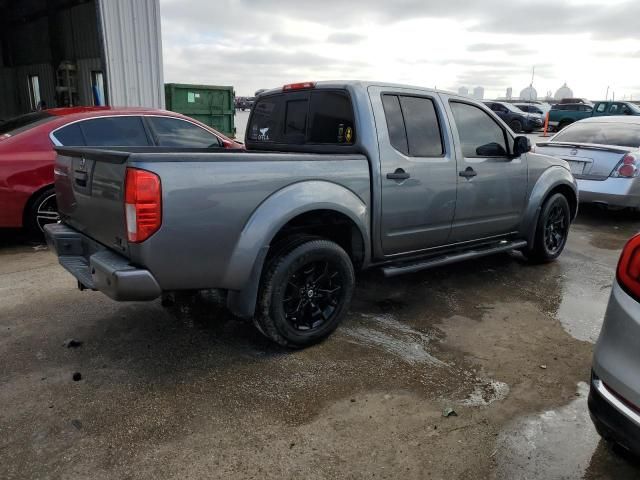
[[159, 0, 640, 100]]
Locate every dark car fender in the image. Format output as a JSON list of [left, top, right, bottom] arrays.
[[224, 180, 370, 319], [518, 164, 578, 249]]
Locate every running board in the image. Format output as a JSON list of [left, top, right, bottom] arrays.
[[381, 240, 528, 277]]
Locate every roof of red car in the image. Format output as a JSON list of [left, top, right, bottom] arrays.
[[47, 106, 172, 116]]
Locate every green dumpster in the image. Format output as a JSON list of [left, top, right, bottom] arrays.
[[164, 83, 236, 138]]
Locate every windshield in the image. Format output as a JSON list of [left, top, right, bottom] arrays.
[[552, 122, 640, 148], [0, 111, 54, 136]]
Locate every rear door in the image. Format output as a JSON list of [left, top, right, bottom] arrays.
[[369, 86, 457, 256], [443, 97, 528, 242]]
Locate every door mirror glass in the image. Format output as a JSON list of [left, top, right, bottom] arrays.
[[513, 135, 531, 156]]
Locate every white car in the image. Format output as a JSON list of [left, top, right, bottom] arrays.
[[535, 116, 640, 209]]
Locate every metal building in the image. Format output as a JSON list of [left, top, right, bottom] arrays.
[[0, 0, 164, 120]]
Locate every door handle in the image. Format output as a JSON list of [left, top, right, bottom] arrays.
[[386, 168, 410, 181], [459, 167, 477, 179], [74, 171, 88, 186]]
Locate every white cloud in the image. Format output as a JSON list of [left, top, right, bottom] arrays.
[[159, 0, 640, 100]]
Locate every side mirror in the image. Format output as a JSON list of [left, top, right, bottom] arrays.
[[513, 135, 531, 156]]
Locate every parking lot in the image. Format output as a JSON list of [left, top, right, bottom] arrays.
[[1, 205, 639, 480]]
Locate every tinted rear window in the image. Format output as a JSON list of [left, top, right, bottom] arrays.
[[553, 123, 640, 148], [247, 90, 355, 146], [79, 117, 151, 146], [0, 111, 54, 135]]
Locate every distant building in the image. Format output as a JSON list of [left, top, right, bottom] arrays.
[[458, 86, 469, 96], [554, 83, 574, 101], [473, 86, 485, 100], [520, 85, 538, 101], [506, 87, 513, 100]]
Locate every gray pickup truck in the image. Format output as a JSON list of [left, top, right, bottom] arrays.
[[45, 81, 578, 348]]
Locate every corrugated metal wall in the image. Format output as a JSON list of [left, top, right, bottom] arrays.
[[97, 0, 164, 108]]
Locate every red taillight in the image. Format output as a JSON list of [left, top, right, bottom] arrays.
[[283, 81, 316, 91], [617, 234, 640, 300], [612, 154, 638, 178], [124, 168, 161, 243]]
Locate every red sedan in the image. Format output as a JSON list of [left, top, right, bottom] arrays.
[[0, 107, 242, 234]]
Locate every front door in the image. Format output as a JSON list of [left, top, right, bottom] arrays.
[[445, 99, 528, 243], [370, 87, 457, 256]]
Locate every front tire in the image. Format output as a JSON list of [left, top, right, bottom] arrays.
[[510, 119, 523, 133], [255, 239, 355, 348], [26, 187, 60, 236], [526, 193, 571, 263]]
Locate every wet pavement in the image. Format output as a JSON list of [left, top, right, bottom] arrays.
[[1, 206, 640, 479]]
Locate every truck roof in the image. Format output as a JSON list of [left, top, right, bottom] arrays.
[[255, 80, 457, 98]]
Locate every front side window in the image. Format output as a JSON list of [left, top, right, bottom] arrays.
[[596, 103, 607, 113], [79, 116, 151, 146], [450, 101, 508, 157], [147, 116, 221, 147], [609, 104, 620, 114]]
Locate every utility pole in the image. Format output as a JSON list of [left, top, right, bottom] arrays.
[[605, 86, 609, 101]]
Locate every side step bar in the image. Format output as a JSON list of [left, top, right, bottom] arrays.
[[381, 240, 528, 277]]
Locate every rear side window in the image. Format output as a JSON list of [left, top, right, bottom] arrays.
[[381, 94, 444, 157], [79, 116, 151, 146], [147, 116, 222, 147], [54, 123, 85, 146], [381, 95, 408, 155], [248, 90, 355, 145]]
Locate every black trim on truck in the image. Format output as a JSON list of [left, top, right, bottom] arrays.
[[44, 223, 161, 301]]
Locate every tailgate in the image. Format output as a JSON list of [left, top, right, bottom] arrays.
[[54, 147, 131, 253]]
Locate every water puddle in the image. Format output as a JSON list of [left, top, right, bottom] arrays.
[[495, 382, 600, 480], [342, 313, 446, 366]]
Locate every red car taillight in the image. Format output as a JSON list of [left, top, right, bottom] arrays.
[[611, 154, 638, 178], [124, 168, 161, 243], [617, 234, 640, 300]]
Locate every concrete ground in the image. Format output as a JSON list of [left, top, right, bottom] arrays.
[[2, 206, 640, 479]]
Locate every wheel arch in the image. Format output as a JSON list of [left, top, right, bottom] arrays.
[[225, 180, 370, 319], [520, 166, 578, 249]]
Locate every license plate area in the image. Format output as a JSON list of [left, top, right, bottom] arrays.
[[565, 160, 585, 175]]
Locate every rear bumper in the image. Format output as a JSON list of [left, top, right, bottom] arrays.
[[44, 223, 161, 301], [577, 177, 640, 208], [589, 374, 640, 455]]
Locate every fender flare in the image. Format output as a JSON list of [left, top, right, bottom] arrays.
[[225, 180, 370, 318], [519, 166, 578, 248]]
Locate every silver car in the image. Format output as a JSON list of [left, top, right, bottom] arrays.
[[536, 116, 640, 208], [590, 233, 640, 455]]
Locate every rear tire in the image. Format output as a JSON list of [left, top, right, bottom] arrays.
[[255, 239, 355, 348], [26, 187, 59, 237], [526, 193, 571, 263], [558, 120, 572, 131]]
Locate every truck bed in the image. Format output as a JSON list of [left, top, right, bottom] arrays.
[[53, 146, 371, 292]]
